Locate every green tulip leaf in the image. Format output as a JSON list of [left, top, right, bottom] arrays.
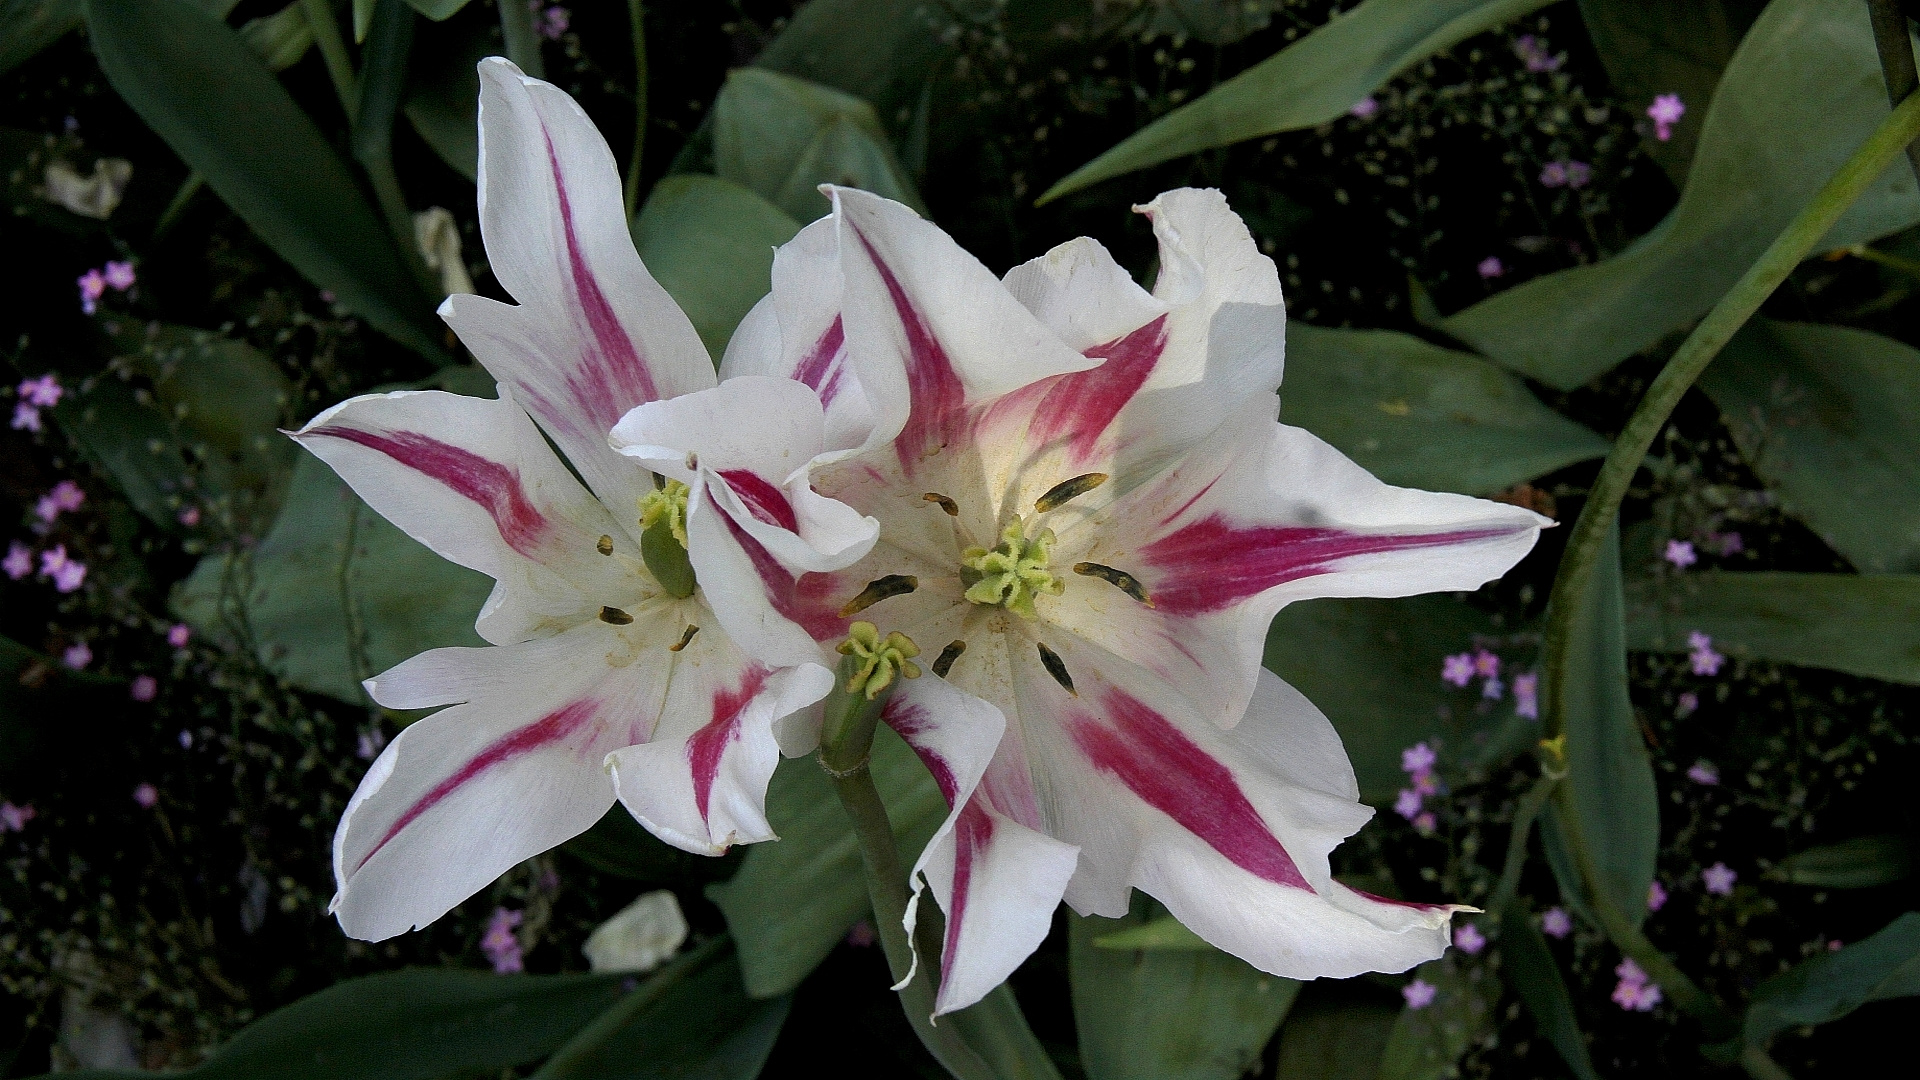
[[1071, 906, 1300, 1080], [751, 0, 958, 120], [631, 174, 802, 360], [1092, 914, 1212, 951], [1039, 0, 1556, 203], [1377, 956, 1497, 1080], [237, 2, 314, 71], [1767, 836, 1913, 889], [561, 804, 744, 886], [402, 0, 469, 19], [1494, 901, 1601, 1080], [1738, 911, 1920, 1051], [85, 0, 445, 359], [1271, 985, 1400, 1080], [0, 0, 84, 76], [1282, 325, 1608, 496], [1701, 319, 1920, 574], [713, 68, 923, 223], [1441, 0, 1920, 391], [1626, 571, 1920, 684], [402, 14, 490, 181]]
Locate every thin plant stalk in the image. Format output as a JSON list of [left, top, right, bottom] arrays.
[[499, 0, 546, 80], [1867, 0, 1920, 185], [351, 0, 435, 296], [623, 0, 649, 220], [299, 0, 359, 118]]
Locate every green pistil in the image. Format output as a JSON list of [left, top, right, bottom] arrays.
[[961, 519, 1063, 620], [838, 622, 921, 700], [638, 479, 690, 548], [638, 479, 696, 598]]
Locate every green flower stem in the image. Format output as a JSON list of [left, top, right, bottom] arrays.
[[526, 934, 730, 1079], [623, 0, 649, 221], [817, 657, 996, 1080], [299, 0, 359, 118], [499, 0, 546, 80], [351, 0, 436, 298], [1741, 1045, 1798, 1080], [1489, 771, 1558, 920], [1867, 0, 1920, 186]]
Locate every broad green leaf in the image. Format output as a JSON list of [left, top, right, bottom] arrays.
[[1574, 0, 1767, 185], [171, 453, 492, 704], [86, 0, 445, 359], [631, 174, 801, 360], [1495, 901, 1601, 1080], [1441, 0, 1920, 391], [1092, 915, 1210, 951], [0, 0, 83, 76], [1263, 594, 1529, 806], [1701, 319, 1920, 573], [751, 0, 963, 120], [238, 3, 313, 71], [943, 979, 1065, 1080], [713, 68, 923, 223], [1739, 911, 1920, 1050], [708, 723, 947, 998], [1039, 0, 1555, 203], [562, 804, 744, 886], [1377, 956, 1496, 1080], [1541, 521, 1658, 930], [1271, 985, 1399, 1080], [402, 0, 469, 18], [1071, 906, 1300, 1080], [53, 325, 296, 534], [31, 969, 626, 1080], [1767, 836, 1913, 889], [1625, 571, 1920, 684], [1282, 325, 1608, 496], [403, 14, 490, 181]]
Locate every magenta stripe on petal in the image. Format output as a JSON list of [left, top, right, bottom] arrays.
[[852, 229, 965, 474], [1025, 316, 1167, 464], [311, 427, 552, 556], [355, 699, 599, 873], [791, 317, 848, 406], [721, 513, 848, 642], [543, 133, 658, 434], [718, 469, 800, 532], [1067, 688, 1309, 890], [941, 800, 994, 988], [882, 696, 959, 804], [686, 664, 771, 828], [1142, 513, 1520, 616]]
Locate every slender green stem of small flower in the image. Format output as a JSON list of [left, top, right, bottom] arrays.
[[1489, 772, 1558, 919], [526, 934, 730, 1079], [1847, 241, 1920, 280], [1867, 0, 1920, 186], [623, 0, 649, 221], [499, 0, 546, 80], [299, 0, 359, 118], [1740, 1045, 1798, 1080]]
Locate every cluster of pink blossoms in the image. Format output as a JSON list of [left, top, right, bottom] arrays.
[[1513, 34, 1562, 73], [528, 1, 569, 38], [1688, 631, 1725, 676], [0, 801, 36, 833], [34, 480, 84, 523], [12, 373, 62, 432], [77, 259, 134, 315], [1647, 94, 1685, 141], [1611, 957, 1663, 1011], [6, 542, 86, 592], [1647, 880, 1667, 912], [1394, 741, 1440, 833], [482, 908, 525, 973], [1539, 160, 1593, 190]]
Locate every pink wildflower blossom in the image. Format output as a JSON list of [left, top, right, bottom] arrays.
[[1454, 923, 1486, 955], [178, 506, 201, 527], [1647, 94, 1685, 141], [1402, 742, 1438, 775], [133, 783, 158, 809], [1664, 539, 1696, 568], [61, 642, 91, 670], [1541, 908, 1572, 938], [103, 260, 135, 291], [12, 402, 41, 432], [1687, 761, 1719, 786], [357, 729, 386, 761], [1513, 35, 1561, 73], [1688, 631, 1724, 676], [1394, 789, 1423, 819], [1473, 649, 1500, 678], [1477, 256, 1504, 279], [1442, 653, 1475, 687], [130, 675, 158, 702], [482, 908, 525, 973], [77, 268, 106, 314], [38, 545, 86, 592], [1647, 880, 1667, 912], [166, 624, 191, 648], [1676, 691, 1699, 717], [1349, 96, 1379, 119], [1703, 862, 1737, 895], [18, 374, 63, 407], [1514, 672, 1539, 719], [4, 542, 31, 580], [1413, 812, 1437, 835], [538, 5, 570, 39], [34, 480, 85, 522], [1482, 675, 1505, 700], [1412, 771, 1439, 796], [0, 802, 35, 832], [1564, 162, 1593, 189], [1402, 979, 1438, 1009], [1539, 162, 1568, 188]]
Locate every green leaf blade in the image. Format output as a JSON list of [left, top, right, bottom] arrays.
[[631, 174, 802, 361], [1626, 571, 1920, 684]]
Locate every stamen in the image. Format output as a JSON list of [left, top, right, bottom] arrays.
[[1035, 472, 1109, 513], [839, 574, 919, 617], [923, 492, 959, 517], [1035, 641, 1076, 697], [669, 624, 699, 652], [932, 639, 966, 678], [1073, 562, 1154, 607], [961, 520, 1063, 620], [599, 606, 634, 625], [837, 622, 922, 700], [596, 534, 614, 556]]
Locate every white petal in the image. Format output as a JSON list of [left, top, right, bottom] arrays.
[[450, 58, 715, 516], [1135, 187, 1286, 396], [1002, 236, 1167, 353], [290, 387, 630, 644]]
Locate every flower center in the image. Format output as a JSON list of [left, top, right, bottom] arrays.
[[837, 622, 922, 699], [961, 518, 1063, 620], [638, 478, 696, 598]]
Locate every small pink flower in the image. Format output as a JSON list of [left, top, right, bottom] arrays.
[[1664, 539, 1697, 568], [1676, 691, 1699, 717], [132, 782, 158, 808], [1539, 162, 1568, 188], [1612, 979, 1662, 1011], [0, 802, 36, 832], [1828, 939, 1844, 952], [1413, 812, 1437, 834], [3, 542, 31, 580], [1615, 957, 1645, 983], [1514, 672, 1539, 719], [38, 546, 87, 593], [1412, 771, 1439, 795], [1647, 93, 1685, 141], [1401, 742, 1438, 775], [1702, 862, 1737, 895], [17, 374, 63, 408], [1647, 880, 1667, 912], [1402, 978, 1437, 1009], [177, 506, 201, 527], [1688, 631, 1724, 676], [103, 260, 135, 291], [1441, 653, 1475, 687], [1716, 531, 1744, 555], [482, 907, 525, 973], [166, 624, 191, 648], [61, 642, 91, 670], [1564, 162, 1593, 189], [77, 268, 106, 314], [1349, 96, 1379, 119], [11, 402, 41, 432], [538, 5, 570, 39], [130, 675, 158, 702], [1482, 675, 1505, 700], [1514, 35, 1562, 73], [34, 480, 85, 522], [1687, 761, 1719, 786], [1541, 907, 1572, 938], [1477, 256, 1505, 279], [178, 730, 193, 749], [1473, 649, 1500, 678], [1454, 923, 1486, 955], [357, 729, 386, 761], [1394, 789, 1423, 819]]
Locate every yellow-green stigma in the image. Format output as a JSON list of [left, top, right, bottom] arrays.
[[638, 479, 691, 549], [837, 622, 922, 700], [961, 519, 1063, 620]]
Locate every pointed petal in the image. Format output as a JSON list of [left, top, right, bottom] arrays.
[[829, 187, 1098, 470], [885, 675, 1079, 1017], [1002, 236, 1167, 352], [290, 388, 629, 644], [1136, 187, 1286, 396], [447, 58, 715, 515]]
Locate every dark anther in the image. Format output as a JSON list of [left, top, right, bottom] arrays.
[[596, 534, 614, 556], [599, 606, 634, 625], [839, 574, 919, 617], [1035, 472, 1109, 513], [932, 639, 966, 678], [669, 624, 700, 652], [922, 492, 960, 516], [1073, 562, 1153, 607], [1035, 641, 1077, 697]]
